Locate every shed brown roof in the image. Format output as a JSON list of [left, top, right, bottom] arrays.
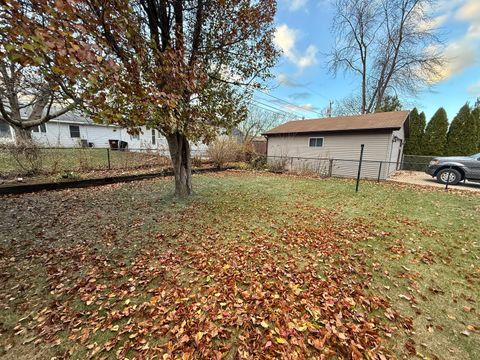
[[263, 111, 410, 135]]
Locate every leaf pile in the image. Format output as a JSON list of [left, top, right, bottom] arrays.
[[0, 185, 412, 360]]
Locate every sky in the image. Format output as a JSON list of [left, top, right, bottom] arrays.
[[255, 0, 480, 122]]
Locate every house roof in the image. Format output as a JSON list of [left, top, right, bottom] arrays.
[[252, 136, 267, 142], [18, 105, 119, 127], [263, 111, 410, 136], [51, 111, 95, 125]]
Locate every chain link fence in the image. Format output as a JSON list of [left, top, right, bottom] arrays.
[[0, 146, 208, 179], [0, 142, 437, 188], [266, 154, 431, 182], [401, 155, 435, 171]]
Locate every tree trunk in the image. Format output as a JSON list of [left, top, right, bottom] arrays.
[[361, 65, 367, 114], [12, 125, 32, 144], [373, 82, 386, 113], [166, 131, 192, 197]]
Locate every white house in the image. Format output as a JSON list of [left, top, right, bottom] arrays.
[[262, 111, 410, 179], [0, 111, 208, 154]]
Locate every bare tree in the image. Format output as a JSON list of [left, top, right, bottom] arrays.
[[330, 0, 443, 114], [238, 106, 287, 142], [330, 0, 379, 114], [333, 95, 364, 116]]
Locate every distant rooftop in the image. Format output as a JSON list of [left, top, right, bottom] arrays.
[[263, 111, 410, 135], [18, 105, 114, 126]]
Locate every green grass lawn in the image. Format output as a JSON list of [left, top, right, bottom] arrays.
[[0, 172, 478, 359], [0, 148, 169, 179]]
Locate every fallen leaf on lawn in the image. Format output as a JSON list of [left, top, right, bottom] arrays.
[[179, 335, 189, 344], [194, 331, 204, 344], [295, 324, 308, 332], [467, 325, 478, 332]]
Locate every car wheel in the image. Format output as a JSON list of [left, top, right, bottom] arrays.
[[436, 168, 461, 185]]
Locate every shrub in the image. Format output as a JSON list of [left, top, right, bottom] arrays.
[[237, 162, 251, 170], [207, 137, 242, 168], [240, 141, 256, 162], [249, 155, 267, 169], [192, 155, 203, 168], [267, 157, 287, 173], [0, 140, 43, 176]]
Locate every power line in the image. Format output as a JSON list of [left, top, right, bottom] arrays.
[[251, 99, 301, 117], [255, 89, 325, 117], [232, 81, 321, 117], [250, 103, 293, 119], [301, 85, 330, 102], [251, 104, 290, 120], [250, 102, 297, 119], [250, 99, 302, 119]]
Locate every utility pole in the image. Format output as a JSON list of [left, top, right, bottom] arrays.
[[325, 100, 334, 117]]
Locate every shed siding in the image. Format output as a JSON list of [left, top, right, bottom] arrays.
[[386, 126, 405, 176], [267, 132, 396, 179]]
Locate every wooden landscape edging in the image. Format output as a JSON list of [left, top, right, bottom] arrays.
[[0, 166, 232, 195]]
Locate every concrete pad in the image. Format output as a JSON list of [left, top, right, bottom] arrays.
[[388, 171, 480, 192]]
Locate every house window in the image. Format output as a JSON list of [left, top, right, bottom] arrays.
[[0, 120, 11, 138], [309, 137, 324, 147], [69, 125, 80, 138], [32, 123, 47, 133], [151, 129, 156, 145], [131, 133, 140, 140]]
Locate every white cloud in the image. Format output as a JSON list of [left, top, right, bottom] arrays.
[[288, 0, 308, 11], [455, 0, 480, 39], [281, 103, 320, 114], [274, 24, 318, 70], [467, 80, 480, 96], [416, 14, 449, 31], [289, 91, 311, 100], [297, 45, 318, 69], [277, 73, 304, 87], [455, 0, 480, 22], [275, 25, 297, 59], [428, 0, 480, 82], [429, 0, 464, 13], [439, 39, 477, 79]]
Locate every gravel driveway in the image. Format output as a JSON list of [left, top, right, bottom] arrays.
[[389, 171, 480, 192]]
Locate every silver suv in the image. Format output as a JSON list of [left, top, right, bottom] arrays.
[[425, 153, 480, 185]]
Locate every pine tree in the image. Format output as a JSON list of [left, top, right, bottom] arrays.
[[473, 104, 480, 152], [376, 95, 402, 112], [423, 108, 449, 156], [404, 108, 426, 155], [446, 104, 477, 155]]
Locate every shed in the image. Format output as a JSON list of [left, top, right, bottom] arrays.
[[262, 111, 410, 179], [252, 136, 267, 155]]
